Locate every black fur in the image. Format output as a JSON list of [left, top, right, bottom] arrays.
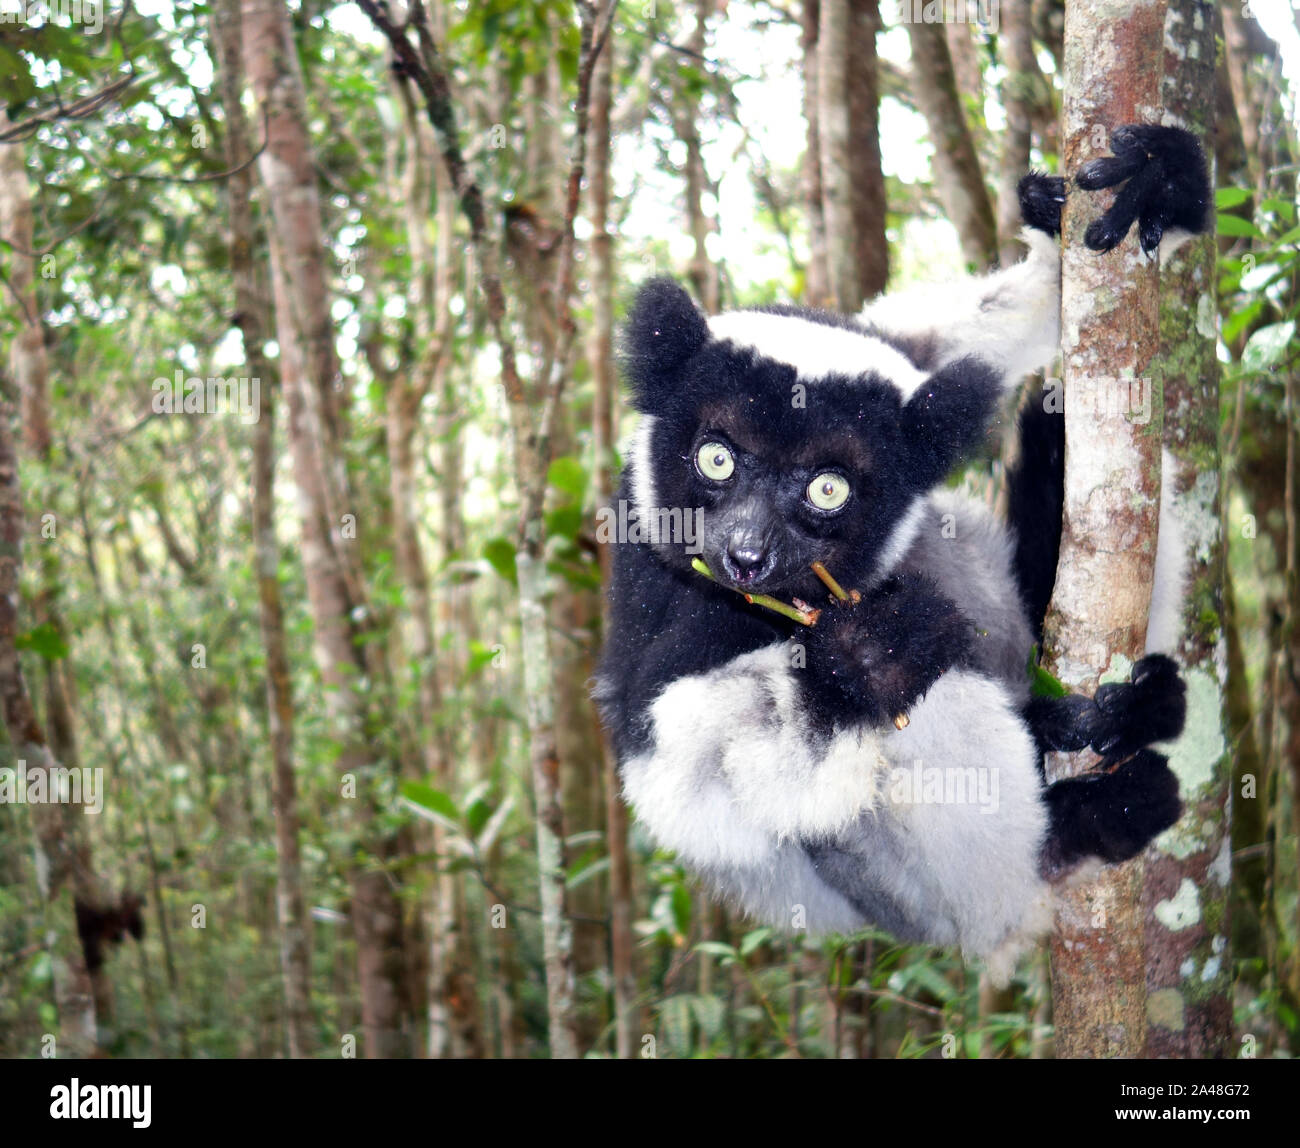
[[1076, 125, 1211, 254], [799, 572, 975, 732], [1006, 393, 1065, 644], [1040, 750, 1183, 878], [1017, 172, 1068, 236]]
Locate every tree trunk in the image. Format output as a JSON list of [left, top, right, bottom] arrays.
[[906, 18, 998, 270], [1046, 0, 1165, 1059], [0, 108, 102, 1055], [996, 3, 1037, 266], [210, 0, 314, 1059], [1128, 0, 1233, 1058], [588, 31, 639, 1059]]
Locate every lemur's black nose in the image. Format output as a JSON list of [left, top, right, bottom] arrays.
[[725, 542, 767, 581]]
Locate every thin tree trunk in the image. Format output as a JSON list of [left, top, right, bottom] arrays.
[[587, 31, 638, 1059], [0, 109, 102, 1055], [354, 0, 618, 1059], [906, 18, 998, 269], [1045, 0, 1166, 1059], [674, 0, 720, 313], [848, 0, 888, 302], [245, 0, 414, 1057], [210, 0, 314, 1059], [996, 2, 1037, 266], [801, 0, 830, 306]]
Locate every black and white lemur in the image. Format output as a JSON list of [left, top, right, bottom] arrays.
[[594, 125, 1209, 981]]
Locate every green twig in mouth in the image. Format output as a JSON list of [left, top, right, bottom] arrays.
[[690, 557, 820, 626], [690, 556, 910, 729]]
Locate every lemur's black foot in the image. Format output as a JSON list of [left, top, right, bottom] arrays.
[[801, 572, 973, 731], [1025, 653, 1187, 759], [1018, 172, 1067, 236], [1040, 749, 1183, 879], [1075, 124, 1210, 255]]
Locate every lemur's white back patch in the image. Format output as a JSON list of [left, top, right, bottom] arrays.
[[707, 312, 928, 397]]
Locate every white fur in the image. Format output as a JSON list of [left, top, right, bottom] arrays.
[[858, 228, 1062, 386], [707, 311, 930, 397], [871, 496, 925, 582], [630, 414, 658, 513], [621, 643, 1054, 975]]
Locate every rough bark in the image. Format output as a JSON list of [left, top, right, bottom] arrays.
[[1045, 0, 1166, 1059], [210, 0, 314, 1059], [906, 17, 997, 269], [1130, 0, 1233, 1059]]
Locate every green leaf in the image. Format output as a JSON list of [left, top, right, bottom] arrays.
[[547, 455, 587, 501], [693, 941, 738, 960], [1241, 321, 1295, 373], [1260, 197, 1296, 222], [1217, 213, 1264, 240], [1026, 646, 1068, 698], [689, 994, 725, 1042], [15, 623, 69, 661], [739, 927, 773, 957], [481, 537, 518, 585], [400, 782, 459, 822], [1214, 187, 1252, 209]]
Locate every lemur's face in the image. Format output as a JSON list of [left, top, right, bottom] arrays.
[[622, 279, 1003, 601], [642, 375, 913, 599]]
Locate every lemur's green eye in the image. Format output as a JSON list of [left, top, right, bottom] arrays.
[[808, 473, 850, 511], [696, 442, 735, 481]]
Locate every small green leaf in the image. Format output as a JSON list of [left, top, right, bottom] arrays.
[[547, 455, 587, 501], [400, 782, 459, 822], [739, 927, 773, 957], [481, 537, 518, 585], [1217, 213, 1264, 240], [15, 623, 69, 661], [693, 941, 738, 960], [1214, 186, 1252, 210]]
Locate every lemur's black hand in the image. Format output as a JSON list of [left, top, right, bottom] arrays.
[[1024, 653, 1187, 760], [800, 572, 973, 731], [1018, 172, 1067, 236], [1075, 124, 1210, 255]]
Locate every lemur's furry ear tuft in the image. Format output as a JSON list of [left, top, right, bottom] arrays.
[[902, 356, 1004, 489], [622, 277, 710, 411]]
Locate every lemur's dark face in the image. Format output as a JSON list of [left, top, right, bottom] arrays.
[[621, 279, 1002, 602]]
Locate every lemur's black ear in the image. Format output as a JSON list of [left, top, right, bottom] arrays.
[[901, 356, 1003, 490], [622, 277, 710, 412]]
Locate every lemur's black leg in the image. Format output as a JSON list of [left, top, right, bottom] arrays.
[[1023, 653, 1187, 762], [1075, 124, 1211, 255], [1040, 750, 1183, 880]]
